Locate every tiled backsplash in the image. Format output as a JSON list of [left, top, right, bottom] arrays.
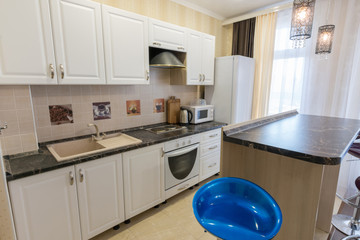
[[0, 86, 38, 155], [32, 69, 198, 142]]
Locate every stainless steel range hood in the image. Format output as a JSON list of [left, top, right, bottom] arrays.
[[150, 50, 185, 69]]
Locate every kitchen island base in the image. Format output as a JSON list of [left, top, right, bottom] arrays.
[[221, 142, 339, 240]]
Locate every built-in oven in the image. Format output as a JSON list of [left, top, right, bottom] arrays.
[[164, 134, 201, 198]]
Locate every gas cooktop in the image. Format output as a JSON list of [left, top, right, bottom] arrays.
[[146, 125, 187, 134]]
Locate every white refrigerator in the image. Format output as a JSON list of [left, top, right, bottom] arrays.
[[205, 55, 255, 124]]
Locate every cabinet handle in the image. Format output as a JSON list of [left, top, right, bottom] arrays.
[[202, 74, 205, 81], [146, 70, 150, 81], [199, 74, 202, 81], [208, 163, 217, 168], [59, 64, 64, 79], [49, 64, 55, 79], [178, 184, 190, 191], [79, 169, 84, 183], [69, 171, 74, 185], [177, 46, 184, 50], [208, 145, 218, 150], [209, 134, 218, 138], [153, 42, 161, 46], [161, 148, 165, 157]]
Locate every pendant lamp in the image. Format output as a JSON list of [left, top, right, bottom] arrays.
[[290, 0, 316, 48], [315, 0, 335, 57]]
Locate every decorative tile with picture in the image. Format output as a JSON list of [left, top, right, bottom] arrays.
[[126, 100, 141, 116], [153, 98, 164, 113], [49, 104, 73, 125], [93, 102, 111, 121]]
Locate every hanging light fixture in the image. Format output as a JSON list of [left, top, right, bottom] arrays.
[[290, 0, 316, 48], [315, 25, 335, 55], [315, 0, 335, 57]]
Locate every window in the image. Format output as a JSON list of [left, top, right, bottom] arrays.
[[268, 9, 310, 115]]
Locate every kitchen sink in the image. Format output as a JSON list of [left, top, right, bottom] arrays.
[[47, 133, 142, 162]]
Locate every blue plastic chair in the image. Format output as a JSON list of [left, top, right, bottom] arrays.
[[193, 177, 282, 240]]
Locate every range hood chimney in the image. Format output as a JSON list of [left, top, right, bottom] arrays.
[[150, 51, 185, 69]]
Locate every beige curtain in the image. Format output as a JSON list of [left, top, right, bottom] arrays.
[[251, 12, 277, 119]]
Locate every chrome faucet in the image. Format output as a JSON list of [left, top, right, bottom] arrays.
[[87, 123, 106, 141]]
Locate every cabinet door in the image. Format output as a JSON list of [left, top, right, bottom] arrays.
[[76, 155, 124, 240], [123, 144, 164, 219], [202, 34, 215, 85], [8, 167, 81, 240], [102, 5, 149, 85], [186, 30, 202, 85], [0, 0, 57, 84], [49, 0, 105, 84], [149, 19, 187, 52]]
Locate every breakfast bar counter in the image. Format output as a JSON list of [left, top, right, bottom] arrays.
[[221, 110, 360, 240]]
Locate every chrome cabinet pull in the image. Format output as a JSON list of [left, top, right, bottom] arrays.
[[153, 42, 161, 46], [199, 74, 202, 81], [60, 64, 64, 79], [208, 163, 217, 168], [49, 64, 55, 79], [79, 169, 84, 183], [161, 148, 164, 157], [146, 70, 150, 81], [177, 46, 185, 50], [69, 171, 74, 185], [202, 74, 206, 81], [209, 134, 218, 138], [208, 145, 218, 150]]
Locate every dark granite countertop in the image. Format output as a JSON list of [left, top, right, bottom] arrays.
[[4, 121, 226, 181], [223, 112, 360, 165]]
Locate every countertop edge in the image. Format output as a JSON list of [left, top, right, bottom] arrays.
[[223, 136, 341, 165], [5, 122, 226, 181]]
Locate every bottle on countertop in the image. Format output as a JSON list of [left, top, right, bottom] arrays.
[[167, 96, 180, 124]]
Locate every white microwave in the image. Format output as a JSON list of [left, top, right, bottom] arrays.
[[181, 105, 214, 124]]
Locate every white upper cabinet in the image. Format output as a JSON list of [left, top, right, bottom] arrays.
[[149, 19, 187, 52], [186, 31, 203, 85], [49, 0, 106, 84], [102, 5, 149, 84], [0, 0, 57, 84], [76, 155, 124, 240], [202, 34, 215, 85], [186, 30, 215, 85]]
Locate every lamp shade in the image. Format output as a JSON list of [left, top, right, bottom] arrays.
[[315, 24, 335, 55], [290, 0, 316, 48]]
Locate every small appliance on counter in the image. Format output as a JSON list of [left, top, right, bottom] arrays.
[[180, 105, 214, 124], [166, 96, 180, 124], [179, 107, 193, 125]]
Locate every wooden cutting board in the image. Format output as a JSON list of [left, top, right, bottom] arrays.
[[167, 97, 180, 124]]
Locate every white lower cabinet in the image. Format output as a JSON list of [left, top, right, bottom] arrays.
[[76, 155, 124, 240], [8, 166, 81, 240], [199, 129, 221, 181], [122, 143, 165, 219], [9, 155, 124, 240]]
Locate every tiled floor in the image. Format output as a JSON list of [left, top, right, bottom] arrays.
[[93, 175, 340, 240]]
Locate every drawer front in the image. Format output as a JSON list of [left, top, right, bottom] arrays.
[[201, 129, 221, 144], [200, 140, 221, 157], [200, 151, 220, 181], [165, 175, 199, 200]]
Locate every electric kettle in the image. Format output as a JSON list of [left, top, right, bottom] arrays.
[[179, 108, 193, 125]]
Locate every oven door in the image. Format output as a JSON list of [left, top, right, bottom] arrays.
[[164, 143, 200, 190]]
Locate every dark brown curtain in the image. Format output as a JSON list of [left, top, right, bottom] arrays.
[[232, 18, 256, 57]]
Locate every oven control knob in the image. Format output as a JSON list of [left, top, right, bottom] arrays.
[[176, 143, 180, 148], [182, 141, 185, 146]]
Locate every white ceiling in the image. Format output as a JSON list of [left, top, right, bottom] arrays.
[[171, 0, 292, 20]]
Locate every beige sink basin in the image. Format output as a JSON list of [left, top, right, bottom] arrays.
[[47, 133, 142, 162]]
